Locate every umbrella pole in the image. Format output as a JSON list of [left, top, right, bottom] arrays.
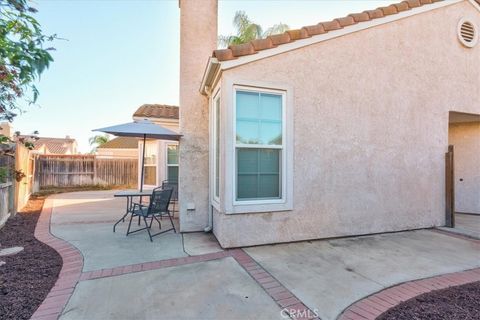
[[140, 134, 146, 192]]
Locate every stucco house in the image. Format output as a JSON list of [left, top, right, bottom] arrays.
[[23, 135, 78, 155], [132, 104, 180, 188], [96, 137, 138, 160], [177, 0, 480, 248]]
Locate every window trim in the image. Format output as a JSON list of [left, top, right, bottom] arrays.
[[210, 85, 222, 210], [140, 140, 159, 188], [231, 84, 290, 210], [165, 143, 179, 182], [212, 91, 221, 204]]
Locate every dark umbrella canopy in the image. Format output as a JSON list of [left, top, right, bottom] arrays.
[[93, 119, 181, 191]]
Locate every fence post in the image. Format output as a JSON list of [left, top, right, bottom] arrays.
[[445, 145, 455, 228], [93, 156, 97, 185]]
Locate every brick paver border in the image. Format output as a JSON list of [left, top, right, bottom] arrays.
[[31, 197, 84, 320], [338, 267, 480, 320], [230, 249, 319, 320]]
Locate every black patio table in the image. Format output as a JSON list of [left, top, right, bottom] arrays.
[[113, 190, 153, 232]]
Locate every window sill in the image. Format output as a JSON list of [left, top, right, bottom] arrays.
[[225, 201, 293, 214]]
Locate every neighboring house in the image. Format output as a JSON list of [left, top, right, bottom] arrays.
[[0, 122, 13, 139], [178, 0, 480, 248], [132, 104, 180, 188], [22, 136, 78, 155], [96, 137, 138, 160]]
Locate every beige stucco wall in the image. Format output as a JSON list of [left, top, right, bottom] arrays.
[[213, 1, 480, 248], [96, 148, 137, 159], [448, 121, 480, 214], [178, 0, 217, 231]]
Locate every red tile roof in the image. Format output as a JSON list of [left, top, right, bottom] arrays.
[[19, 136, 77, 155], [97, 137, 138, 149], [213, 0, 446, 62], [133, 104, 179, 120]]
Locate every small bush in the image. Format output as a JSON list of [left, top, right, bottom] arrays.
[[0, 166, 9, 183]]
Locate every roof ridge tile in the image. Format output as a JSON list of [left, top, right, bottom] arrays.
[[251, 38, 276, 51], [335, 16, 356, 27], [228, 42, 257, 57], [268, 33, 291, 46], [301, 24, 326, 36], [285, 28, 310, 40], [405, 0, 422, 8], [393, 2, 411, 11], [348, 12, 371, 23], [320, 20, 342, 31], [378, 4, 399, 16]]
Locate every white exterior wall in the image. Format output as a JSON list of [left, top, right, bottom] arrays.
[[211, 1, 480, 248]]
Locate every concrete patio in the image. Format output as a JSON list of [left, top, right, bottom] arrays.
[[45, 191, 480, 320], [245, 230, 480, 320], [454, 213, 480, 238], [50, 191, 223, 271]]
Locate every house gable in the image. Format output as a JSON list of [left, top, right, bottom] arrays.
[[201, 0, 480, 94], [208, 0, 480, 247]]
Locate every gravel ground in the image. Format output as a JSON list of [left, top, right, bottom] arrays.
[[0, 198, 62, 320], [378, 281, 480, 320]]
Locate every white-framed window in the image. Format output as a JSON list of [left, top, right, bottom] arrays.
[[143, 140, 158, 186], [213, 92, 221, 202], [234, 86, 286, 205], [166, 144, 178, 182]]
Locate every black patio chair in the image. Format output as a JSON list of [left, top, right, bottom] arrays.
[[162, 180, 178, 217], [126, 187, 176, 241]]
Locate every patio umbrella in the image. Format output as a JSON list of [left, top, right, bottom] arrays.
[[93, 119, 181, 191]]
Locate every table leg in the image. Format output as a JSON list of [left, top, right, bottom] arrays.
[[113, 196, 132, 232]]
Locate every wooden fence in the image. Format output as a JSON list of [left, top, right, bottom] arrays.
[[34, 155, 138, 189], [0, 155, 15, 227], [16, 143, 34, 210]]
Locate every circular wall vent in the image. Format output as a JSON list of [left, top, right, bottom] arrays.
[[457, 19, 478, 48]]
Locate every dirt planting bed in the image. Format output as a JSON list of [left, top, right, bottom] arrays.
[[0, 198, 62, 320], [378, 281, 480, 320]]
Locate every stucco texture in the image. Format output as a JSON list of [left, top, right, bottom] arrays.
[[449, 121, 480, 214], [178, 0, 217, 231], [213, 1, 480, 248]]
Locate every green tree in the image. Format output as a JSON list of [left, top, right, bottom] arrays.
[[0, 0, 56, 122], [218, 11, 289, 48], [89, 134, 110, 152], [1, 0, 55, 167]]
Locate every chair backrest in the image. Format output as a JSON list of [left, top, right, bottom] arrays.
[[148, 187, 173, 215], [162, 180, 178, 200]]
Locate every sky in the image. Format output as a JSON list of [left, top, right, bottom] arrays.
[[12, 0, 397, 153]]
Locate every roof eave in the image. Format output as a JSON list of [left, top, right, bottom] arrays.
[[200, 57, 221, 96], [218, 0, 470, 71]]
